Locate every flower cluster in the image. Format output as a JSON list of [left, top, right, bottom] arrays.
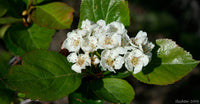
[[62, 19, 154, 74]]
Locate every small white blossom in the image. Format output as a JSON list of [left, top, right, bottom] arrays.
[[142, 41, 155, 59], [67, 53, 91, 73], [93, 20, 107, 38], [100, 49, 124, 72], [98, 33, 121, 49], [124, 49, 149, 74], [130, 30, 154, 58], [106, 21, 126, 35], [63, 30, 82, 53], [81, 19, 97, 31], [81, 36, 98, 52]]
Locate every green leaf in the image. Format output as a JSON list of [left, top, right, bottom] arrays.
[[90, 78, 134, 103], [0, 25, 10, 39], [79, 0, 130, 27], [0, 51, 11, 78], [0, 17, 22, 24], [4, 23, 55, 55], [0, 0, 9, 17], [69, 92, 104, 104], [133, 39, 200, 85], [6, 50, 82, 101], [31, 2, 74, 29], [0, 89, 15, 104]]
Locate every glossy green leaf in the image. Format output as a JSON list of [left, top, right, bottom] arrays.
[[31, 2, 74, 29], [133, 39, 199, 85], [90, 78, 134, 103], [0, 17, 22, 24], [0, 0, 9, 17], [6, 50, 82, 101], [4, 24, 55, 55], [79, 0, 130, 27], [69, 92, 104, 104]]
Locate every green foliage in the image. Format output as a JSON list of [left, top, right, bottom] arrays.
[[79, 0, 130, 27], [0, 0, 9, 17], [0, 51, 11, 78], [0, 89, 15, 104], [69, 92, 104, 104], [31, 2, 74, 29], [0, 25, 10, 39], [90, 78, 135, 103], [133, 39, 199, 85], [4, 24, 55, 55], [6, 50, 82, 101], [0, 17, 22, 24]]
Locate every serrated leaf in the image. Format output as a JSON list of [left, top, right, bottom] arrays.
[[0, 0, 9, 17], [4, 23, 55, 55], [31, 2, 74, 29], [90, 78, 134, 103], [133, 39, 199, 85], [6, 50, 82, 101], [79, 0, 130, 27]]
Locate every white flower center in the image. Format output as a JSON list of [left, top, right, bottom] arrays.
[[105, 37, 112, 45], [77, 57, 85, 66], [73, 40, 80, 47], [106, 57, 114, 66], [131, 57, 139, 66]]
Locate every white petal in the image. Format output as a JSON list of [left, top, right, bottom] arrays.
[[114, 47, 126, 54], [140, 54, 149, 66], [71, 64, 82, 73], [133, 64, 143, 74], [135, 30, 148, 45], [97, 20, 106, 26], [67, 53, 78, 63], [114, 56, 124, 69]]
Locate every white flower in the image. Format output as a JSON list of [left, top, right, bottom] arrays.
[[93, 20, 107, 38], [81, 36, 98, 53], [98, 33, 121, 49], [130, 30, 155, 58], [81, 19, 97, 31], [124, 48, 149, 74], [106, 21, 126, 35], [100, 49, 124, 72], [142, 41, 155, 59], [63, 30, 82, 53], [67, 53, 91, 73]]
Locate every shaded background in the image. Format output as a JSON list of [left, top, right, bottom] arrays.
[[0, 0, 200, 103]]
